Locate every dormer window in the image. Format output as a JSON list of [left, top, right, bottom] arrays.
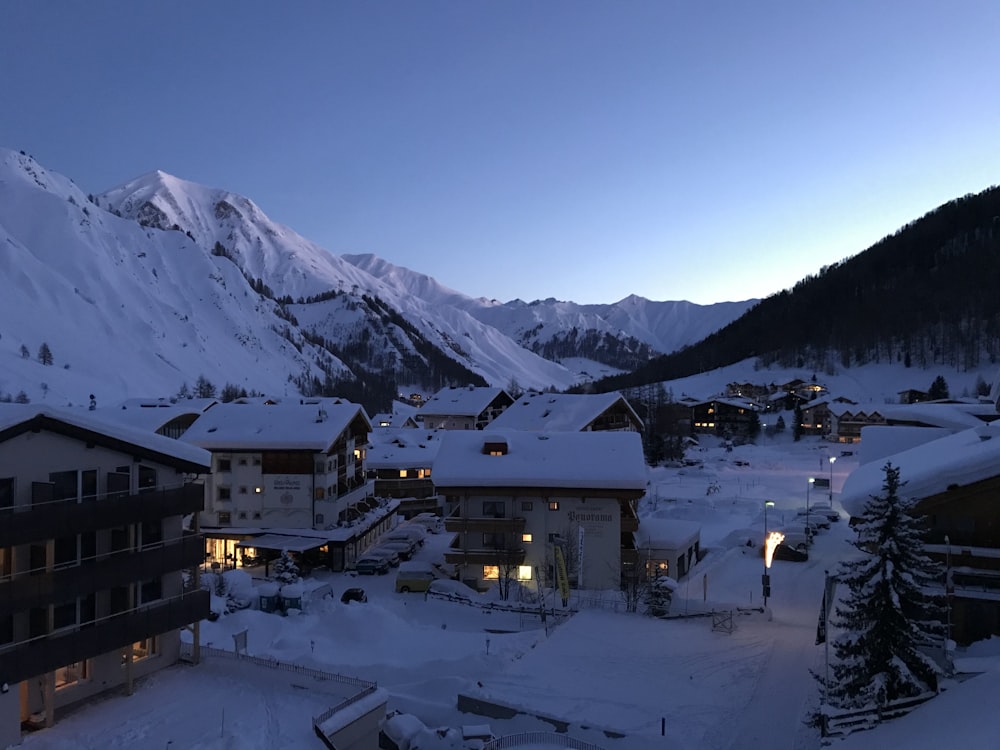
[[483, 440, 508, 456]]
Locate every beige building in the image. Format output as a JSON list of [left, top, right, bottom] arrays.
[[433, 430, 647, 592]]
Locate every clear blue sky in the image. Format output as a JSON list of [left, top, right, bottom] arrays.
[[3, 1, 999, 305]]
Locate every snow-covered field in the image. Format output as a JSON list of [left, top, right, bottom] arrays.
[[16, 428, 1000, 750]]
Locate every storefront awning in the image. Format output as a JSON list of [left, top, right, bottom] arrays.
[[235, 534, 327, 553]]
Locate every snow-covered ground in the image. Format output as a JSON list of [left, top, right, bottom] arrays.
[[15, 427, 1000, 750]]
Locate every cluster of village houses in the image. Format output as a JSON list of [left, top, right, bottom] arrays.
[[2, 377, 1000, 746]]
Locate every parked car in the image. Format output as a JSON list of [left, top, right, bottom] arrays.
[[395, 565, 436, 593], [341, 587, 367, 603], [774, 528, 811, 552], [792, 508, 831, 529], [369, 546, 401, 568], [808, 503, 841, 522], [354, 556, 390, 575], [409, 513, 443, 534], [768, 542, 808, 562], [387, 524, 427, 547], [377, 540, 414, 561]]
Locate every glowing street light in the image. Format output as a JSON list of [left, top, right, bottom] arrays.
[[762, 500, 781, 606], [828, 456, 837, 503]]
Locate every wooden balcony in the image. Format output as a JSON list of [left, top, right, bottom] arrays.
[[444, 547, 526, 566], [0, 535, 204, 617], [0, 483, 204, 548], [0, 589, 209, 685], [444, 516, 526, 535]]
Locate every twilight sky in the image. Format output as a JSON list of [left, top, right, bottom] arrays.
[[3, 1, 999, 305]]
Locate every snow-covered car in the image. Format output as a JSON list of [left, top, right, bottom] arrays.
[[354, 556, 390, 575], [427, 579, 479, 601]]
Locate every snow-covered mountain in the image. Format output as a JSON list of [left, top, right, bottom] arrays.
[[0, 148, 750, 410]]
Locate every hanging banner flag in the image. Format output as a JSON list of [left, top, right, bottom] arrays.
[[554, 545, 571, 606]]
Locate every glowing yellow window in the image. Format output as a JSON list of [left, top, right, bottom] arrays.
[[483, 565, 499, 580], [521, 533, 532, 543], [517, 566, 533, 580]]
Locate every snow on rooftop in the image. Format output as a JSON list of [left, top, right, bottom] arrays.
[[0, 403, 210, 469], [840, 421, 1000, 518], [366, 428, 442, 469], [420, 385, 508, 416], [431, 430, 647, 490], [180, 400, 369, 451], [487, 391, 638, 432]]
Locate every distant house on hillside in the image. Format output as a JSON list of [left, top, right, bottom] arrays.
[[898, 388, 930, 404], [841, 423, 1000, 646], [829, 405, 887, 443], [690, 398, 760, 438], [799, 398, 833, 437], [371, 412, 419, 429], [419, 386, 514, 430], [487, 391, 643, 433]]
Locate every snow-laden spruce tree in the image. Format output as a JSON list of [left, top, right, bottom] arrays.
[[826, 461, 944, 711], [272, 550, 300, 585]]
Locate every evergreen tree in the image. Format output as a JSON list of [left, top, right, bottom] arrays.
[[14, 390, 29, 404], [19, 344, 29, 359], [37, 342, 53, 366], [793, 404, 804, 441], [928, 375, 949, 400], [775, 415, 786, 432], [824, 462, 944, 712], [272, 550, 300, 585], [176, 382, 191, 400]]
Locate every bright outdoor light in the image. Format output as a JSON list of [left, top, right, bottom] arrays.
[[764, 531, 785, 568]]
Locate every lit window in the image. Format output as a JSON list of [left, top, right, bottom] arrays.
[[124, 637, 158, 664], [483, 565, 500, 580], [548, 501, 559, 511], [399, 470, 408, 479], [517, 566, 533, 581], [55, 660, 88, 689], [522, 533, 533, 543], [254, 486, 263, 494]]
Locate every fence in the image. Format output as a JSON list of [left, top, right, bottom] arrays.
[[823, 691, 936, 736], [183, 643, 376, 690], [483, 731, 607, 750]]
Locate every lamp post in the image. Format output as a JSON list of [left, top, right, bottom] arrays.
[[828, 456, 836, 503], [945, 534, 953, 660], [763, 500, 776, 606], [807, 477, 815, 543]]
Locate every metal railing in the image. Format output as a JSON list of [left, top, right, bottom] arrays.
[[483, 731, 607, 750]]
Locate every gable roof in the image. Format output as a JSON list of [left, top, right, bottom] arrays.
[[432, 430, 647, 491], [487, 391, 642, 432], [840, 422, 1000, 518], [0, 404, 210, 472], [420, 386, 511, 417], [97, 397, 217, 433], [180, 400, 370, 451], [366, 428, 443, 470]]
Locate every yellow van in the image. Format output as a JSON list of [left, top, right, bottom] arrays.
[[395, 565, 435, 593]]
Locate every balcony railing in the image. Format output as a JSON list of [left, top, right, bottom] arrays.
[[0, 589, 209, 685], [444, 516, 526, 534], [0, 535, 204, 617], [444, 547, 526, 566], [0, 483, 204, 548]]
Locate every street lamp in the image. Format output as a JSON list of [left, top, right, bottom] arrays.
[[762, 500, 780, 606], [807, 477, 815, 542], [828, 456, 837, 503]]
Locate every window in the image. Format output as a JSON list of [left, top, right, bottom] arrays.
[[140, 577, 162, 604], [252, 457, 262, 466], [517, 566, 533, 581], [548, 501, 560, 511], [521, 501, 533, 512], [125, 637, 158, 664], [218, 511, 231, 525], [55, 660, 89, 690], [238, 511, 248, 520], [110, 525, 132, 553], [218, 458, 232, 472], [253, 511, 262, 520], [53, 599, 78, 630], [521, 533, 533, 543], [54, 534, 79, 569], [482, 532, 505, 549], [0, 547, 10, 580], [140, 520, 162, 548], [238, 486, 248, 495], [482, 501, 505, 518], [218, 486, 231, 501], [254, 486, 263, 494], [0, 477, 13, 509], [0, 614, 12, 645], [238, 458, 248, 466], [483, 565, 499, 580]]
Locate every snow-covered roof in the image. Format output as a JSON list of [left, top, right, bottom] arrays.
[[487, 391, 641, 432], [635, 520, 702, 549], [96, 397, 216, 432], [879, 401, 995, 430], [420, 386, 510, 417], [180, 400, 370, 451], [371, 412, 418, 428], [366, 429, 443, 469], [840, 422, 1000, 518], [0, 404, 210, 470], [431, 430, 647, 490]]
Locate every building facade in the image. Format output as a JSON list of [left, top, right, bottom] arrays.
[[0, 407, 210, 747]]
